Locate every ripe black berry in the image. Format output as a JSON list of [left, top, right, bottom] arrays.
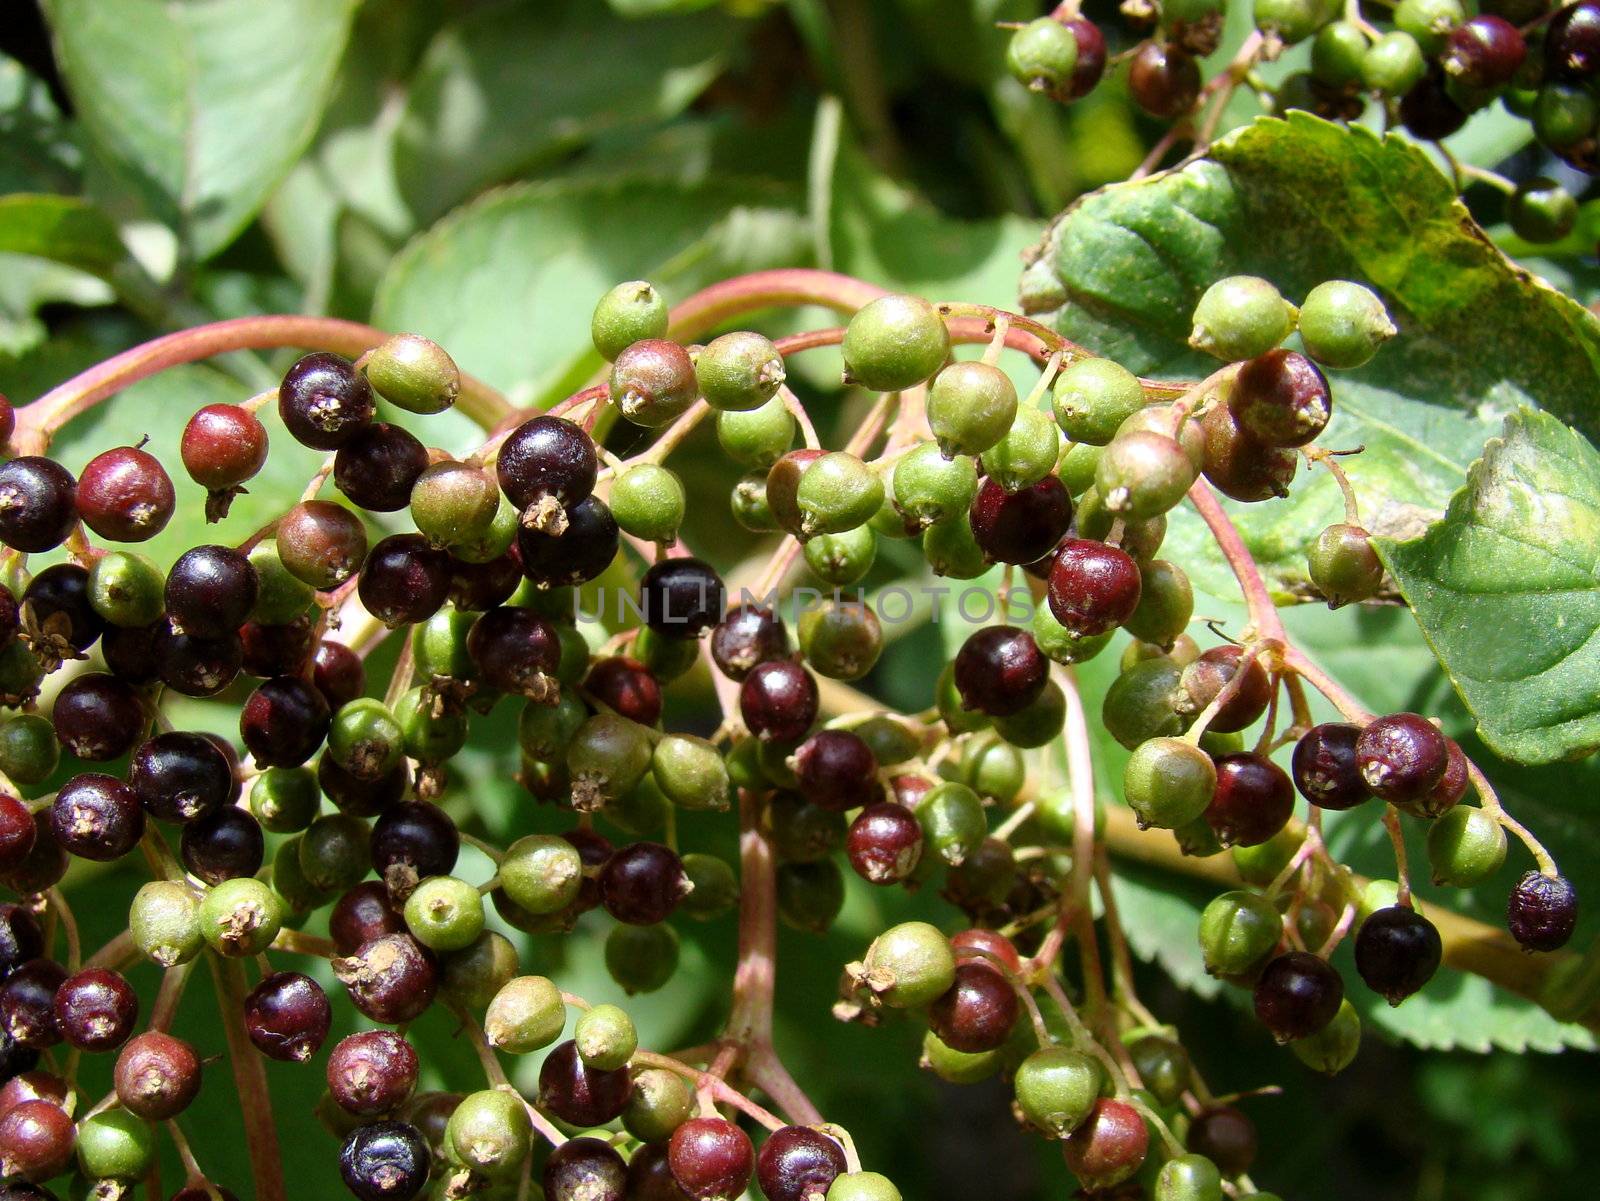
[[1399, 68, 1469, 141], [340, 1119, 431, 1201], [1355, 712, 1448, 803], [952, 626, 1047, 717], [50, 672, 145, 761], [1187, 1105, 1256, 1176], [75, 445, 174, 542], [180, 807, 265, 884], [584, 657, 662, 726], [497, 415, 599, 513], [280, 351, 376, 450], [640, 558, 727, 639], [601, 842, 689, 925], [53, 967, 138, 1052], [710, 604, 789, 681], [1291, 722, 1370, 810], [466, 605, 563, 700], [241, 616, 316, 679], [518, 494, 620, 587], [330, 883, 406, 956], [50, 773, 144, 861], [334, 933, 438, 1025], [1507, 870, 1578, 951], [1443, 15, 1526, 88], [1253, 950, 1343, 1041], [359, 535, 452, 628], [314, 639, 367, 708], [25, 563, 104, 655], [1047, 537, 1141, 637], [334, 422, 429, 512], [370, 802, 460, 893], [756, 1125, 847, 1201], [131, 731, 235, 823], [0, 959, 64, 1048], [793, 729, 879, 811], [245, 971, 332, 1062], [1204, 752, 1294, 847], [166, 545, 258, 638], [155, 620, 243, 697], [0, 457, 77, 553], [240, 677, 332, 769], [1354, 905, 1442, 1004], [968, 475, 1073, 565], [546, 1134, 627, 1201], [1128, 40, 1201, 118], [538, 1039, 631, 1127], [740, 660, 818, 743]]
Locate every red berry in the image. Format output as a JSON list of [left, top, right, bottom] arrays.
[[75, 444, 175, 541], [668, 1116, 754, 1201]]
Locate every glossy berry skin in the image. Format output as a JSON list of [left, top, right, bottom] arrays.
[[1354, 905, 1441, 1005], [277, 500, 369, 590], [710, 604, 789, 681], [240, 677, 332, 769], [50, 672, 145, 761], [1204, 753, 1295, 847], [328, 1030, 419, 1115], [245, 971, 332, 1062], [1548, 0, 1600, 78], [359, 534, 452, 628], [1399, 69, 1469, 140], [1292, 722, 1369, 810], [166, 545, 258, 638], [181, 403, 268, 490], [1253, 950, 1343, 1042], [794, 729, 879, 811], [50, 773, 144, 861], [330, 883, 405, 956], [846, 803, 923, 885], [611, 338, 698, 427], [279, 351, 376, 450], [928, 962, 1018, 1053], [1355, 713, 1448, 803], [0, 1098, 74, 1181], [1048, 537, 1141, 637], [0, 457, 77, 553], [547, 1135, 628, 1201], [1179, 644, 1271, 733], [466, 606, 562, 700], [640, 558, 727, 640], [370, 802, 460, 891], [518, 494, 620, 587], [756, 1126, 847, 1201], [497, 415, 598, 512], [1128, 40, 1201, 119], [669, 1116, 754, 1201], [841, 294, 950, 393], [968, 476, 1072, 565], [53, 967, 138, 1052], [180, 807, 265, 884], [538, 1039, 631, 1127], [952, 626, 1047, 717], [1507, 871, 1579, 951], [334, 423, 430, 513], [1062, 1097, 1148, 1191], [113, 1031, 201, 1120], [740, 660, 818, 743], [25, 563, 104, 653], [75, 445, 174, 541], [1443, 15, 1526, 88], [1, 959, 65, 1047], [340, 1119, 431, 1201], [1228, 350, 1331, 449], [333, 933, 438, 1025], [130, 731, 235, 823], [601, 842, 689, 925], [0, 795, 36, 871], [1187, 1106, 1256, 1176]]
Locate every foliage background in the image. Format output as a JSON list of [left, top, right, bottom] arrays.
[[0, 1, 1596, 1198]]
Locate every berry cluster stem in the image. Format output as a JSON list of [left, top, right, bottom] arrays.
[[209, 954, 285, 1201]]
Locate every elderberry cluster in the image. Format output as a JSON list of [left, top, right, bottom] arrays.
[[0, 267, 1574, 1201], [1006, 0, 1600, 237]]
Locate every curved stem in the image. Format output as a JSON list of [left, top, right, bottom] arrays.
[[1187, 480, 1286, 642], [210, 954, 285, 1201]]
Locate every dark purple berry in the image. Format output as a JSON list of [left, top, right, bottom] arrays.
[[639, 558, 727, 640], [280, 352, 376, 450], [710, 605, 789, 681], [1204, 753, 1295, 847], [49, 673, 145, 761], [240, 677, 332, 769], [165, 545, 258, 639], [968, 476, 1073, 565], [952, 626, 1046, 717], [1354, 905, 1442, 1004], [359, 535, 451, 629], [53, 967, 138, 1052], [334, 423, 430, 512], [49, 773, 144, 861], [739, 660, 818, 743], [0, 458, 77, 553], [130, 731, 235, 823], [1291, 722, 1369, 810], [1253, 950, 1343, 1042], [1047, 537, 1141, 637], [1507, 871, 1578, 952]]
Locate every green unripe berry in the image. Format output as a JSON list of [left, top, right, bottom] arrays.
[[892, 443, 978, 529], [449, 493, 518, 563], [1311, 22, 1370, 88], [796, 452, 883, 538], [927, 361, 1017, 458], [797, 600, 883, 681], [869, 489, 918, 540], [1230, 826, 1301, 885], [1128, 1035, 1192, 1107], [575, 1003, 637, 1070], [1508, 177, 1579, 245], [1057, 440, 1103, 497], [1123, 736, 1217, 830], [130, 879, 204, 967], [1096, 430, 1196, 519], [1154, 1153, 1224, 1201], [77, 1109, 155, 1181], [1174, 814, 1225, 858], [852, 715, 922, 766], [518, 691, 587, 763], [410, 461, 500, 549], [1189, 276, 1296, 361], [247, 540, 315, 625], [199, 877, 285, 958], [610, 772, 669, 837], [365, 333, 459, 413], [0, 642, 44, 706], [1253, 0, 1330, 44], [88, 551, 166, 627], [249, 766, 320, 833], [1298, 281, 1395, 369], [922, 1028, 1004, 1083], [625, 1067, 695, 1143], [1053, 359, 1146, 447], [485, 975, 566, 1052], [1534, 81, 1600, 149], [1007, 17, 1079, 97], [299, 812, 372, 893], [651, 733, 730, 811], [936, 662, 991, 734], [842, 294, 950, 391], [1198, 890, 1282, 976], [962, 732, 1026, 803], [696, 330, 786, 412], [413, 607, 476, 683], [273, 836, 333, 914], [1102, 657, 1186, 750], [404, 875, 484, 952], [610, 463, 687, 544], [1032, 604, 1113, 665], [1123, 559, 1193, 649], [717, 395, 795, 468], [1308, 523, 1384, 607], [500, 834, 583, 915], [633, 625, 701, 682], [605, 922, 680, 995], [394, 686, 468, 764], [923, 514, 988, 579], [680, 852, 739, 919], [440, 930, 519, 1008], [448, 1089, 531, 1180], [1291, 997, 1361, 1074], [732, 473, 779, 532], [994, 680, 1067, 748], [328, 698, 405, 780], [1426, 805, 1508, 887], [981, 405, 1060, 492], [857, 920, 957, 1008], [1361, 31, 1426, 95], [915, 781, 988, 867], [591, 281, 669, 362], [1394, 0, 1464, 55], [568, 713, 652, 809], [828, 1172, 902, 1201], [0, 713, 58, 786], [1013, 1046, 1101, 1137], [804, 525, 877, 586]]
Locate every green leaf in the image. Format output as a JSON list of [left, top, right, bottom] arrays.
[[393, 0, 739, 225], [0, 194, 126, 277], [0, 58, 80, 196], [371, 175, 810, 446], [1026, 113, 1600, 599], [1374, 409, 1600, 765], [41, 0, 358, 259]]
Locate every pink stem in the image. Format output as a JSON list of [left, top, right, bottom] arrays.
[[1186, 480, 1286, 642]]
